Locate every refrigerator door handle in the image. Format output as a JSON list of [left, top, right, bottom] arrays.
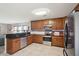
[[63, 49, 68, 56]]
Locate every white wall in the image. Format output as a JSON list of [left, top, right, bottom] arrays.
[[0, 23, 8, 34], [74, 12, 79, 56]]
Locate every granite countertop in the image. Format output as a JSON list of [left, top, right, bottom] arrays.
[[6, 30, 64, 39], [6, 33, 27, 39]]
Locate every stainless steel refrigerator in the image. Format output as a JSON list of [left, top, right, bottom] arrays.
[[63, 11, 79, 56]]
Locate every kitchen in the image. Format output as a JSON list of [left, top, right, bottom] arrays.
[[0, 3, 78, 56], [5, 17, 65, 54]]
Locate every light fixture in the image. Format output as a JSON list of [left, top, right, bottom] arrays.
[[32, 8, 50, 16]]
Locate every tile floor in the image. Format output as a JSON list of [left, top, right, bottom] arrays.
[[0, 43, 64, 56]]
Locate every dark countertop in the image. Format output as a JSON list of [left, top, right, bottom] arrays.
[[6, 33, 27, 39]]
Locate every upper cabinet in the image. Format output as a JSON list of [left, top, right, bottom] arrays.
[[31, 17, 66, 30], [31, 21, 42, 31], [51, 18, 65, 30]]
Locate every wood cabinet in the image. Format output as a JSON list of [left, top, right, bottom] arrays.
[[31, 17, 65, 30], [51, 36, 64, 48], [32, 35, 43, 44], [31, 20, 49, 30], [7, 38, 20, 54], [27, 35, 32, 45], [31, 21, 43, 30], [51, 18, 65, 30]]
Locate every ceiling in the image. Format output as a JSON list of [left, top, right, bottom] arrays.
[[0, 3, 77, 24]]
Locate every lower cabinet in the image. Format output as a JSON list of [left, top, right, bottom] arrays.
[[7, 38, 20, 54], [51, 36, 64, 48], [27, 35, 32, 45], [32, 35, 43, 44]]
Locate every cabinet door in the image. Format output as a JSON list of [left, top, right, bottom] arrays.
[[7, 39, 13, 54], [52, 19, 65, 30], [51, 36, 64, 48], [36, 21, 43, 30], [31, 21, 43, 30], [56, 19, 65, 30], [51, 37, 58, 46], [27, 36, 32, 45], [31, 21, 37, 30], [7, 38, 20, 54], [43, 20, 49, 25], [52, 20, 57, 30], [32, 35, 43, 44], [12, 38, 20, 52], [57, 37, 64, 47]]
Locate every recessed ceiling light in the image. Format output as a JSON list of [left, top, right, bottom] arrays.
[[32, 8, 50, 16]]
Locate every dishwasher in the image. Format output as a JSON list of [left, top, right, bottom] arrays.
[[20, 37, 27, 48]]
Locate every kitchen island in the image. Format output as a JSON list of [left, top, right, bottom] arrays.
[[6, 33, 27, 54]]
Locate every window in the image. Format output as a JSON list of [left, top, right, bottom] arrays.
[[24, 26, 28, 30], [23, 26, 28, 32], [18, 26, 23, 33], [14, 26, 17, 30], [11, 26, 18, 33], [18, 26, 22, 30], [11, 25, 28, 33]]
